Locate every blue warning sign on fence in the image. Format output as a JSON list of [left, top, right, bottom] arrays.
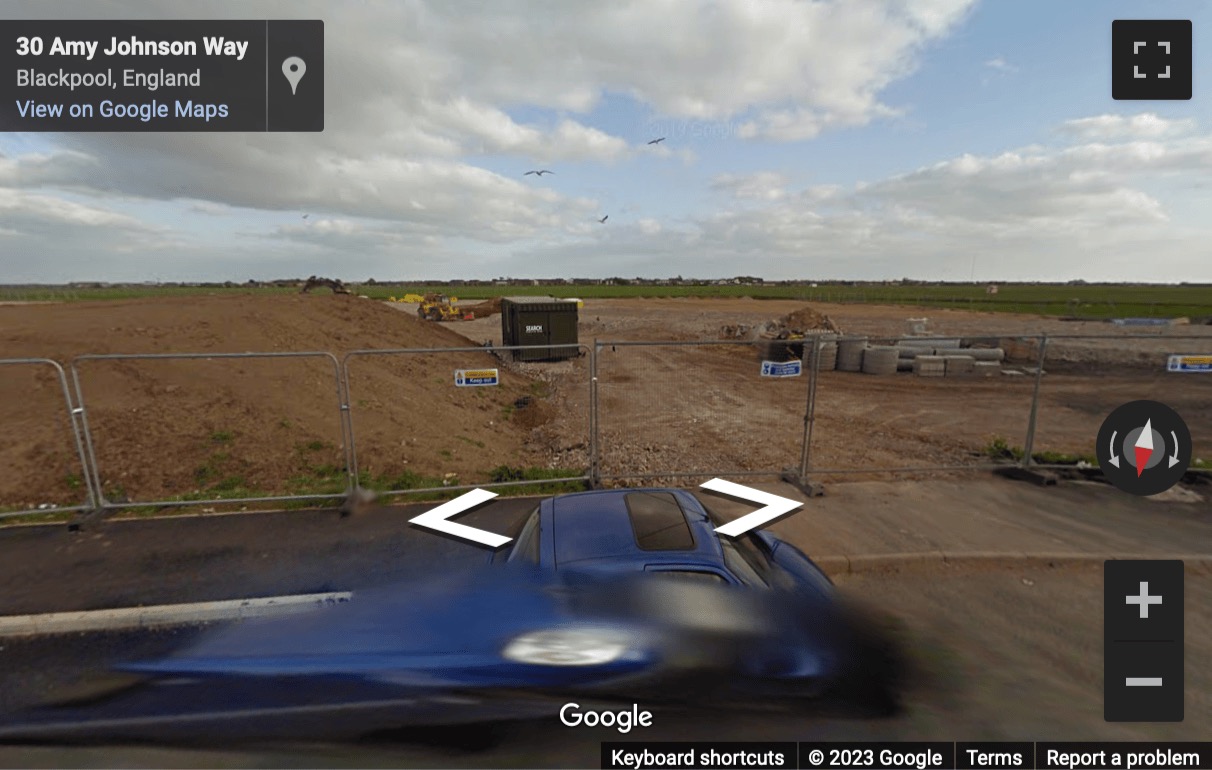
[[760, 360, 802, 378]]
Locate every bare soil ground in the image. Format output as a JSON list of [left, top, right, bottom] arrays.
[[0, 295, 544, 510], [3, 295, 1208, 510], [422, 298, 1212, 481]]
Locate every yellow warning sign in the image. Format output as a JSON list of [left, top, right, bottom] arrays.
[[454, 368, 500, 386]]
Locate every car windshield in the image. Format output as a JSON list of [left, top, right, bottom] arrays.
[[703, 503, 787, 588], [718, 536, 769, 587]]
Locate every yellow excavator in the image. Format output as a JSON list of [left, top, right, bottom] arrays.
[[414, 294, 504, 321], [417, 293, 467, 321]]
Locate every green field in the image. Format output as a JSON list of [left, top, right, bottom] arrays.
[[2, 282, 1210, 319]]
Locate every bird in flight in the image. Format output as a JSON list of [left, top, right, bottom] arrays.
[[302, 214, 309, 219], [598, 215, 609, 223], [647, 137, 665, 145], [524, 170, 554, 176]]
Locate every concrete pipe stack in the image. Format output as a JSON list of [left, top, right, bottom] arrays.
[[897, 340, 935, 361], [930, 339, 963, 351], [806, 335, 838, 371], [861, 345, 900, 375], [944, 355, 976, 376], [836, 337, 868, 372], [913, 355, 946, 377], [965, 347, 1005, 362]]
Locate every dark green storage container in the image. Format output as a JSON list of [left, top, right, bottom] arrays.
[[500, 297, 579, 361]]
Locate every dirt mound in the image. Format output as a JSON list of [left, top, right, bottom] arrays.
[[461, 296, 503, 319], [780, 305, 840, 333], [0, 294, 547, 509]]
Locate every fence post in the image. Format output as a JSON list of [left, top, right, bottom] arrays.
[[798, 335, 821, 482], [590, 340, 601, 488], [67, 361, 107, 512], [333, 354, 358, 495], [1021, 335, 1049, 467]]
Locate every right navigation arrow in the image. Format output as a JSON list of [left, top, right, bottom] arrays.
[[699, 478, 802, 538]]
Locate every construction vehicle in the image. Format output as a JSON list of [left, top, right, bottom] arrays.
[[757, 329, 807, 361], [417, 293, 464, 321], [300, 276, 351, 294], [416, 294, 504, 322]]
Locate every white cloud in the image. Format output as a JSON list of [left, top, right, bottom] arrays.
[[638, 218, 662, 235], [4, 3, 1211, 283], [1059, 113, 1197, 141], [0, 189, 154, 231], [711, 172, 789, 201], [0, 0, 979, 280], [672, 125, 1212, 279]]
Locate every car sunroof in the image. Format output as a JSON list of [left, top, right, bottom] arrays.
[[625, 492, 695, 551]]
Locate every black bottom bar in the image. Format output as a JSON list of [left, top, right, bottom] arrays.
[[599, 742, 1212, 770], [602, 742, 797, 769]]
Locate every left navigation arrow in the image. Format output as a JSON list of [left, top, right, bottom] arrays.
[[409, 488, 511, 548]]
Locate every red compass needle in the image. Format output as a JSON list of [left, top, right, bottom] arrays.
[[1133, 419, 1155, 477]]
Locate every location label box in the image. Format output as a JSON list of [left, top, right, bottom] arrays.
[[1104, 559, 1184, 721], [1, 20, 323, 131]]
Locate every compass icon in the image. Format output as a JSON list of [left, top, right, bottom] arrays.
[[1097, 400, 1192, 495]]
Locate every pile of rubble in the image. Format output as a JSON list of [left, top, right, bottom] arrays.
[[719, 304, 840, 341], [781, 306, 840, 334]]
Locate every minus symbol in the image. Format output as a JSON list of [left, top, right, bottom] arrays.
[[1126, 677, 1163, 686]]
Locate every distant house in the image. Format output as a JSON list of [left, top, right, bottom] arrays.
[[986, 284, 999, 295]]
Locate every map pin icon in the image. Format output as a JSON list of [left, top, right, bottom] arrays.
[[282, 56, 306, 95]]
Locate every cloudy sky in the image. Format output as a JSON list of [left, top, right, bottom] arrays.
[[4, 0, 1211, 283]]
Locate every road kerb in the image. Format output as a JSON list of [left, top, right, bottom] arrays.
[[0, 592, 352, 638], [4, 554, 1210, 636], [816, 552, 1212, 577]]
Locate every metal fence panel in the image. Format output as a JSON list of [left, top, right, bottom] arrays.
[[801, 334, 1038, 477], [1029, 333, 1212, 470], [0, 359, 95, 520], [594, 339, 811, 482], [3, 327, 1207, 521], [341, 344, 592, 498], [68, 352, 350, 512]]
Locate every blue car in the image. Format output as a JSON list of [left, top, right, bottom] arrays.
[[0, 489, 902, 744], [486, 489, 900, 704]]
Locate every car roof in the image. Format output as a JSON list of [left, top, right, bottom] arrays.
[[547, 488, 726, 570]]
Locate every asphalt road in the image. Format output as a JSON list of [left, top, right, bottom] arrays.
[[0, 498, 539, 615], [1, 483, 1210, 768], [2, 569, 1209, 769]]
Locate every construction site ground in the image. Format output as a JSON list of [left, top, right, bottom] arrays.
[[2, 294, 1209, 511], [398, 297, 1212, 482], [0, 476, 1208, 766], [2, 294, 1209, 763]]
